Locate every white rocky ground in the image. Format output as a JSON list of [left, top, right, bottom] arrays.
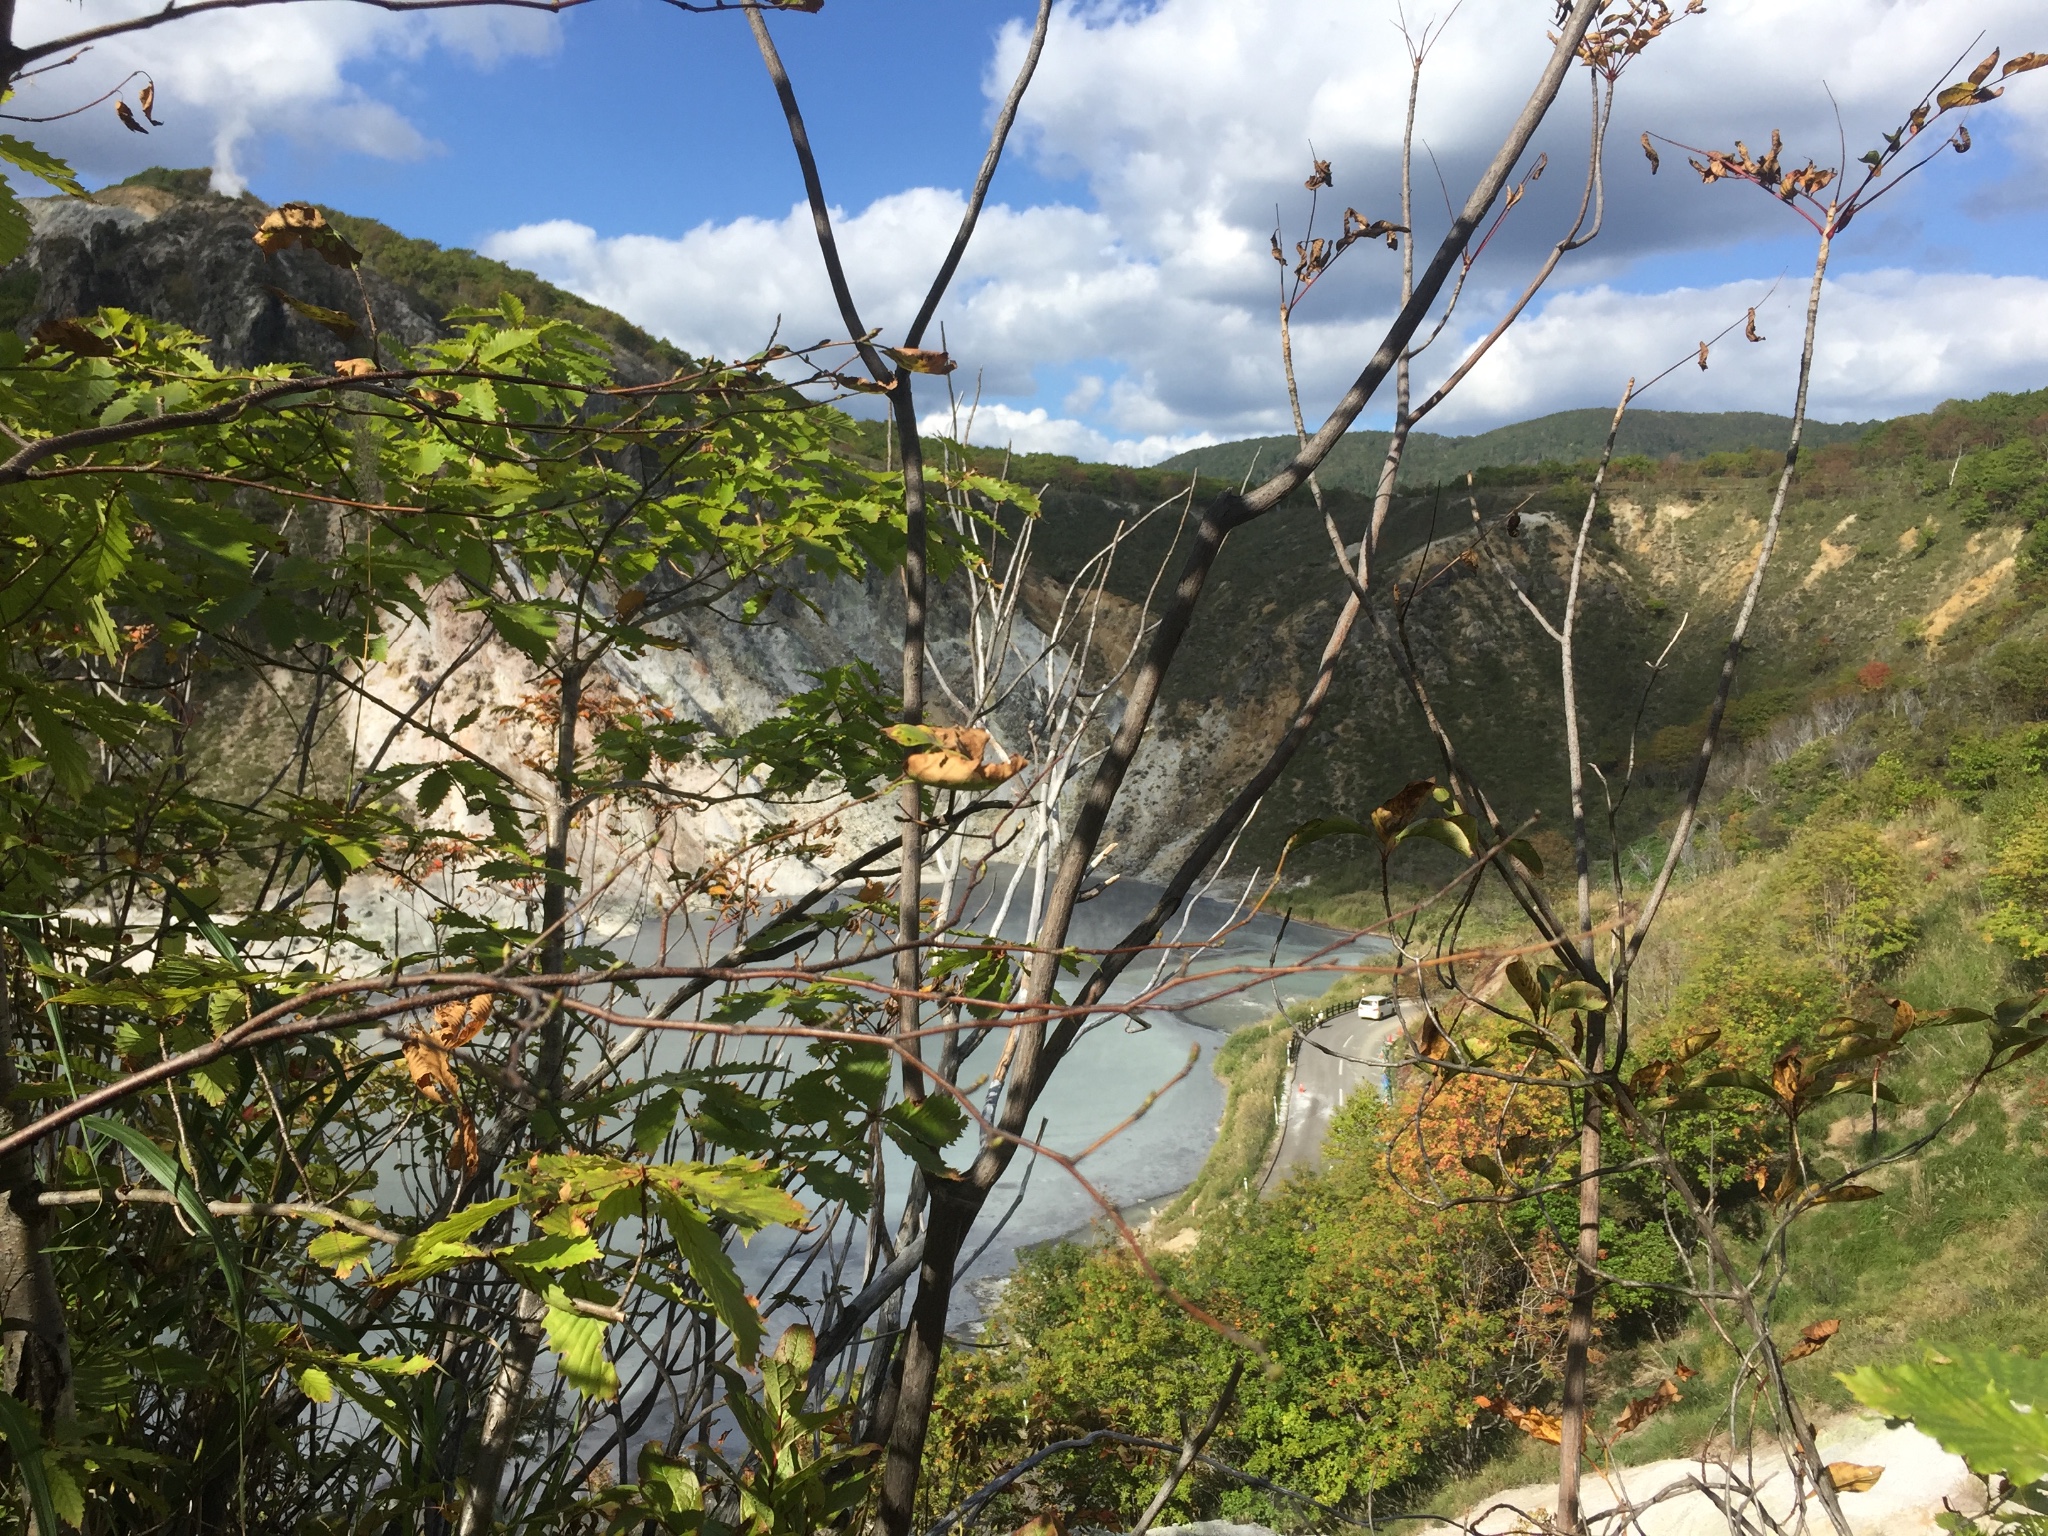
[[1422, 1416, 1981, 1536]]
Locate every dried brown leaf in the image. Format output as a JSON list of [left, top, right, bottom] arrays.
[[1825, 1463, 1884, 1494], [1784, 1318, 1840, 1363], [447, 1105, 480, 1178], [1641, 132, 1660, 173], [254, 202, 363, 267], [1613, 1377, 1682, 1434], [1370, 780, 1440, 848], [115, 100, 148, 135], [1810, 1183, 1882, 1206], [883, 346, 956, 376]]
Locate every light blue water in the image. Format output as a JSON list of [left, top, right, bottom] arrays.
[[611, 870, 1387, 1328]]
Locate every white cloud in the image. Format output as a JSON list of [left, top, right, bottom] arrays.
[[995, 0, 2048, 290], [917, 401, 1218, 466], [5, 0, 558, 193], [1424, 269, 2048, 430], [65, 0, 2033, 459], [472, 0, 2048, 461]]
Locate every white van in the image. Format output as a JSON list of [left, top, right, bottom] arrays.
[[1356, 994, 1396, 1021]]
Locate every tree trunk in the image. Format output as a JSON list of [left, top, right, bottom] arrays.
[[0, 949, 70, 1425], [873, 1186, 971, 1536], [457, 660, 583, 1534], [1555, 1010, 1605, 1532], [455, 1285, 546, 1536], [0, 947, 72, 1536]]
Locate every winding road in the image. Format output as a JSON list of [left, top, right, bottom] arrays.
[[1260, 1001, 1420, 1190]]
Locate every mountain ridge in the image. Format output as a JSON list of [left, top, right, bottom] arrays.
[[1158, 407, 1878, 492]]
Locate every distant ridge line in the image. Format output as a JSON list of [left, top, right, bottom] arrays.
[[1158, 407, 1875, 492]]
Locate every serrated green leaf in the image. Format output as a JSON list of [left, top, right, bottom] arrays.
[[1841, 1350, 2048, 1487], [0, 194, 28, 268], [542, 1293, 619, 1399], [416, 766, 453, 817], [499, 1233, 602, 1274], [484, 601, 557, 663], [297, 1365, 335, 1403], [308, 1229, 377, 1281], [44, 1460, 82, 1529], [0, 135, 84, 197], [657, 1195, 764, 1366], [633, 1090, 683, 1155]]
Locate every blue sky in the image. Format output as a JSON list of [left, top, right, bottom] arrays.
[[15, 0, 2048, 460]]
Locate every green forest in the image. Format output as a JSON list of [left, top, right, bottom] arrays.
[[0, 4, 2047, 1536]]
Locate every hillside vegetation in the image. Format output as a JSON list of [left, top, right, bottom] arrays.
[[921, 385, 2048, 1529]]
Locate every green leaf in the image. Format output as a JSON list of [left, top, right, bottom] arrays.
[[633, 1090, 683, 1155], [44, 1461, 82, 1530], [382, 1195, 520, 1285], [499, 1234, 603, 1275], [0, 186, 28, 269], [881, 723, 943, 749], [883, 1093, 967, 1176], [297, 1366, 335, 1403], [1504, 959, 1543, 1015], [956, 472, 1040, 515], [0, 1392, 62, 1536], [1994, 995, 2045, 1029], [308, 1229, 377, 1281], [1460, 1154, 1504, 1187], [542, 1293, 619, 1399], [1696, 1068, 1774, 1095], [1546, 980, 1608, 1015], [416, 766, 453, 817], [1503, 837, 1545, 875], [1394, 815, 1475, 859], [0, 136, 85, 198], [657, 1195, 765, 1366], [484, 601, 558, 663], [1841, 1350, 2048, 1487]]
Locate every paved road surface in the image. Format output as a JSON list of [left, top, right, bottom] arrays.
[[1261, 1002, 1418, 1189]]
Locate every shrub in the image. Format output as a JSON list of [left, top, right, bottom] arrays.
[[1986, 638, 2048, 713], [1772, 819, 1915, 978], [1983, 804, 2048, 960], [926, 1095, 1548, 1527], [1848, 751, 1941, 821]]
